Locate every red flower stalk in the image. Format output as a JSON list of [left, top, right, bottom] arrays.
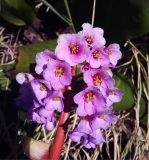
[[48, 66, 76, 160]]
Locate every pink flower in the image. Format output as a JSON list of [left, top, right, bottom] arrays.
[[38, 108, 55, 131], [27, 108, 55, 131], [83, 69, 115, 95], [81, 63, 92, 73], [105, 44, 122, 66], [79, 23, 106, 47], [102, 67, 113, 77], [69, 119, 105, 148], [90, 113, 118, 130], [44, 90, 64, 112], [43, 59, 72, 90], [16, 78, 51, 110], [73, 87, 107, 116], [30, 79, 52, 105], [16, 84, 38, 110], [35, 49, 56, 74], [16, 73, 34, 84], [106, 88, 123, 106], [87, 46, 109, 68], [55, 34, 89, 66]]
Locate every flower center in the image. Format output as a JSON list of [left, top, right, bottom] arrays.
[[85, 91, 94, 102], [99, 114, 105, 119], [40, 84, 47, 91], [55, 67, 65, 77], [93, 50, 100, 59], [108, 50, 112, 55], [85, 36, 93, 44], [93, 73, 102, 86], [69, 43, 79, 54], [53, 96, 60, 101], [109, 90, 115, 95]]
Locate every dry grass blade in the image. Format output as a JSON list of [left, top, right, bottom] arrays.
[[0, 27, 16, 65]]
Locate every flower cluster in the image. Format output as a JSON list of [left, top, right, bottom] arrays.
[[16, 49, 72, 131], [16, 23, 123, 148]]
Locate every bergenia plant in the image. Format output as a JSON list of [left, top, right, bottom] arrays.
[[16, 23, 123, 159]]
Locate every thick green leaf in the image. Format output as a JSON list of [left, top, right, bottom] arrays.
[[0, 10, 26, 26], [113, 74, 134, 110], [16, 39, 57, 72], [139, 96, 147, 118], [69, 0, 149, 42], [0, 0, 36, 25], [140, 114, 147, 126]]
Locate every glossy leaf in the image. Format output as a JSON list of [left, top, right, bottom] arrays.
[[0, 10, 26, 26], [16, 39, 57, 73], [69, 0, 149, 42], [113, 74, 134, 110], [140, 114, 147, 126], [0, 0, 36, 25], [139, 96, 147, 118]]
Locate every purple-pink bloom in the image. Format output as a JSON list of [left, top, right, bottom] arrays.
[[15, 23, 124, 145], [27, 107, 55, 131], [81, 63, 92, 73], [69, 119, 105, 148], [16, 78, 52, 110], [16, 73, 34, 84], [55, 34, 89, 66], [69, 113, 117, 148], [87, 46, 109, 68], [73, 87, 108, 116], [90, 113, 118, 130], [38, 108, 55, 131], [82, 129, 105, 148], [44, 90, 64, 112], [106, 88, 123, 106], [43, 59, 72, 90], [83, 69, 115, 95], [105, 44, 122, 66], [16, 83, 37, 110], [27, 108, 46, 124], [79, 23, 106, 47], [35, 49, 56, 74], [102, 67, 113, 77], [30, 79, 52, 105], [45, 119, 55, 131]]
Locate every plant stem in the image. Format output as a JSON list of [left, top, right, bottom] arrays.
[[48, 112, 70, 160], [48, 66, 76, 160], [64, 0, 76, 32], [91, 0, 96, 27]]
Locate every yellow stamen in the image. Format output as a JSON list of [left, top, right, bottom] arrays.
[[85, 91, 94, 102], [99, 114, 105, 119], [69, 43, 79, 54], [55, 67, 65, 77], [93, 50, 100, 59], [40, 84, 47, 91], [53, 96, 60, 101], [109, 90, 115, 95], [108, 50, 112, 55], [93, 73, 102, 86]]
